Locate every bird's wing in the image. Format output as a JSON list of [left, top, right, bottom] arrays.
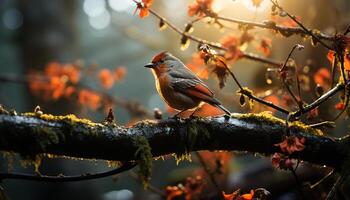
[[169, 69, 219, 105]]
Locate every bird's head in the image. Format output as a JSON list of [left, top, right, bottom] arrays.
[[144, 51, 182, 75]]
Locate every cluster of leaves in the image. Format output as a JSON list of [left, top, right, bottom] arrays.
[[222, 189, 254, 200], [162, 151, 236, 200], [222, 188, 271, 200], [165, 176, 205, 200], [187, 0, 215, 17], [134, 0, 153, 18], [272, 136, 305, 170], [28, 61, 126, 112]]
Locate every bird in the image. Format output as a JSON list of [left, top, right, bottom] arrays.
[[144, 51, 231, 117]]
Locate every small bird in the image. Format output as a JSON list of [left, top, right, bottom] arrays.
[[145, 51, 231, 117]]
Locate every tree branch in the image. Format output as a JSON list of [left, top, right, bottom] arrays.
[[0, 112, 348, 169], [149, 9, 288, 68], [214, 15, 333, 41], [0, 162, 137, 182]]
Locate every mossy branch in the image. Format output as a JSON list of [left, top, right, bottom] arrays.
[[0, 112, 348, 169]]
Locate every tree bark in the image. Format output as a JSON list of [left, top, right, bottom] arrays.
[[0, 112, 347, 168]]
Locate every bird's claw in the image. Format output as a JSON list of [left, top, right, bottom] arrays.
[[169, 115, 182, 120], [223, 114, 231, 121]]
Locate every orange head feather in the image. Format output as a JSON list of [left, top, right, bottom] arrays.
[[151, 51, 168, 63]]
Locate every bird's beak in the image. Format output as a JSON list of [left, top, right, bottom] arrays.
[[144, 63, 155, 68]]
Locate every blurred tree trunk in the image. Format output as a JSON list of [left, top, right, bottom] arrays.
[[14, 1, 94, 200], [18, 0, 78, 115]]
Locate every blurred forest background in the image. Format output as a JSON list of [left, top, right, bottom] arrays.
[[0, 0, 350, 199]]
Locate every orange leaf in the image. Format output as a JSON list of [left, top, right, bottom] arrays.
[[345, 53, 350, 71], [139, 7, 149, 18], [241, 190, 254, 200], [187, 0, 214, 17], [78, 89, 101, 110], [327, 50, 335, 64], [64, 86, 75, 98], [98, 69, 114, 89], [220, 34, 243, 61], [134, 0, 153, 19], [275, 136, 306, 154], [313, 68, 330, 86], [335, 102, 345, 110], [114, 66, 127, 81], [222, 190, 239, 200], [258, 38, 272, 56]]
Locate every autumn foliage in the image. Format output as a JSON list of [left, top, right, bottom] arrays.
[[29, 61, 126, 111], [5, 0, 349, 199]]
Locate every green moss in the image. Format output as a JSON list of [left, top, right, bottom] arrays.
[[233, 112, 323, 135], [32, 126, 61, 150], [237, 87, 254, 96], [233, 112, 285, 126], [2, 152, 15, 172], [106, 160, 122, 168], [23, 112, 97, 127], [44, 154, 98, 162], [186, 120, 210, 151], [173, 153, 192, 165], [134, 136, 152, 188], [20, 155, 42, 175], [289, 121, 323, 136]]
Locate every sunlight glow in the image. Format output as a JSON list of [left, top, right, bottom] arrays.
[[212, 0, 227, 13], [239, 0, 271, 12]]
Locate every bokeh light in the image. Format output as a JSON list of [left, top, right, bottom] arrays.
[[83, 0, 107, 17], [89, 10, 111, 30], [240, 0, 271, 12], [2, 8, 23, 30], [108, 0, 134, 13]]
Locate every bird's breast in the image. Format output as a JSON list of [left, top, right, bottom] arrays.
[[154, 74, 200, 110]]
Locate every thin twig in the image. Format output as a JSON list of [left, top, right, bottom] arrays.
[[279, 44, 304, 110], [326, 174, 347, 200], [284, 82, 302, 110], [222, 61, 243, 90], [331, 54, 337, 87], [309, 121, 335, 128], [270, 0, 333, 50], [279, 44, 300, 72], [221, 59, 290, 114], [290, 83, 345, 119], [213, 15, 333, 41], [339, 53, 348, 85], [148, 9, 289, 68], [310, 170, 335, 189], [0, 162, 137, 182], [343, 25, 350, 35]]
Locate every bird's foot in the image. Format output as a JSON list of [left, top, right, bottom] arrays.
[[189, 115, 201, 120], [223, 113, 231, 121], [169, 114, 182, 121]]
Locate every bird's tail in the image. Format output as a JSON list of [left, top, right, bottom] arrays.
[[216, 104, 231, 116]]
